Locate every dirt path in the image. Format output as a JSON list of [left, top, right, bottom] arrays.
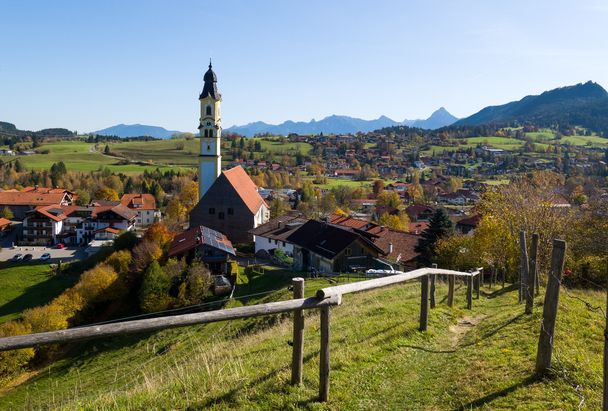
[[449, 315, 487, 347]]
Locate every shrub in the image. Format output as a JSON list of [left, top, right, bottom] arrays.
[[0, 321, 35, 381], [139, 261, 172, 313], [22, 304, 69, 333], [106, 250, 132, 276]]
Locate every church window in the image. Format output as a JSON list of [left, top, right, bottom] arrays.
[[204, 129, 208, 138], [207, 145, 210, 151], [209, 208, 215, 215], [228, 207, 234, 215], [206, 105, 212, 116], [218, 212, 225, 220]]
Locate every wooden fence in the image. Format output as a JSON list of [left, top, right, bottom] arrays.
[[0, 267, 481, 403]]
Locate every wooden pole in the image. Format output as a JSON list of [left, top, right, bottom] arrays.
[[501, 267, 505, 289], [430, 263, 437, 309], [526, 234, 539, 314], [291, 277, 305, 385], [535, 239, 566, 375], [447, 275, 455, 308], [419, 275, 429, 331], [319, 306, 331, 402], [604, 286, 608, 411], [475, 270, 480, 299], [519, 231, 529, 304], [466, 275, 473, 310], [530, 233, 540, 296]]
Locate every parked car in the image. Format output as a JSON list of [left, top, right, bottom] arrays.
[[11, 254, 23, 262], [40, 253, 51, 261], [22, 254, 33, 262], [56, 243, 65, 249]]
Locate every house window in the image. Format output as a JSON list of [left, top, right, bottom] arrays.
[[268, 238, 272, 243], [209, 208, 215, 215], [345, 248, 352, 256], [227, 207, 234, 215], [218, 212, 225, 220]]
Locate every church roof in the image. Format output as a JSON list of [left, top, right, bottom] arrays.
[[221, 166, 267, 214], [199, 61, 221, 100]]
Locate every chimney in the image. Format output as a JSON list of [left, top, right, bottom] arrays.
[[389, 243, 393, 254]]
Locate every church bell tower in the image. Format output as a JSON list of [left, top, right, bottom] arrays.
[[197, 60, 222, 199]]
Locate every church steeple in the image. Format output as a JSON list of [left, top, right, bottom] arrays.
[[197, 60, 222, 200], [199, 60, 221, 100]]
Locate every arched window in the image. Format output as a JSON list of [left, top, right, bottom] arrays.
[[206, 105, 212, 116], [204, 129, 208, 137]]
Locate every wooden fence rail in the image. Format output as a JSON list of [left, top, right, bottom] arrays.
[[0, 266, 481, 403], [0, 295, 341, 352]]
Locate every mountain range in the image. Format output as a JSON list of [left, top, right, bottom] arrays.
[[456, 81, 608, 133], [225, 107, 458, 137], [93, 124, 182, 139]]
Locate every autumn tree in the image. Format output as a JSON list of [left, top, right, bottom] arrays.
[[378, 212, 410, 231], [270, 197, 290, 219], [376, 191, 403, 209]]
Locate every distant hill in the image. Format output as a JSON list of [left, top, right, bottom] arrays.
[[93, 124, 182, 139], [226, 108, 458, 137], [455, 81, 608, 134]]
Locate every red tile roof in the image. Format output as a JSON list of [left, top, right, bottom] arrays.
[[120, 193, 157, 210], [33, 205, 67, 222], [0, 191, 68, 206], [222, 166, 267, 214]]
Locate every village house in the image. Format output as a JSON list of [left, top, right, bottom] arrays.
[[328, 214, 421, 270], [22, 205, 67, 245], [287, 220, 386, 273], [249, 213, 307, 256], [21, 202, 137, 246], [0, 187, 75, 220], [168, 225, 235, 274], [120, 193, 160, 227], [189, 166, 270, 244]]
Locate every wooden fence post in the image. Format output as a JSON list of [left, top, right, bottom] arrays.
[[291, 277, 305, 385], [466, 274, 473, 310], [535, 239, 566, 375], [447, 275, 455, 307], [475, 270, 480, 300], [530, 233, 540, 296], [526, 234, 538, 314], [519, 231, 529, 304], [602, 291, 608, 411], [430, 263, 437, 309], [419, 275, 429, 331], [319, 306, 330, 402]]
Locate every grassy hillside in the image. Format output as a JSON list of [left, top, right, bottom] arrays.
[[0, 141, 182, 174], [0, 274, 603, 410], [0, 263, 77, 323]]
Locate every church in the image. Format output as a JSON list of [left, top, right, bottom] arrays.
[[189, 62, 270, 244]]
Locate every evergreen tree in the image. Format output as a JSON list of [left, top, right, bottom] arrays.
[[415, 208, 453, 266]]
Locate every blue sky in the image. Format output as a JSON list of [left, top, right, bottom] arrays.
[[1, 0, 607, 132]]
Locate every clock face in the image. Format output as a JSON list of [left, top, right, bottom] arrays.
[[206, 121, 212, 126]]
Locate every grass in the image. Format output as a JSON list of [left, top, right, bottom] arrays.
[[0, 141, 185, 174], [107, 137, 313, 168], [0, 274, 603, 410], [0, 262, 77, 323]]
